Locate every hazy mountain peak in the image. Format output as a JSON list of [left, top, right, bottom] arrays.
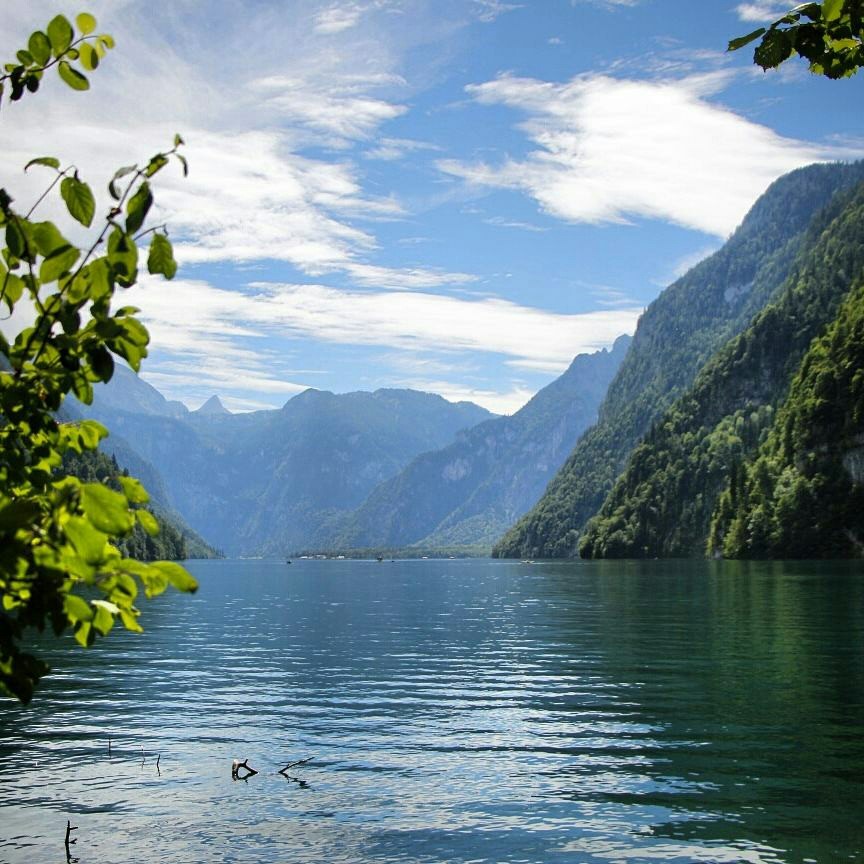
[[195, 395, 230, 415]]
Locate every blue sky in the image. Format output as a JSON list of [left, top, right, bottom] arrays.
[[2, 0, 864, 413]]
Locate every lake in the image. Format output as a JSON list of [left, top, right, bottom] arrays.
[[0, 558, 862, 863]]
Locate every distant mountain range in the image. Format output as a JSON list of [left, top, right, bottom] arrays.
[[328, 335, 630, 550], [70, 338, 629, 557]]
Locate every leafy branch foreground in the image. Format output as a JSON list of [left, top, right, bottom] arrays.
[[730, 0, 864, 78], [0, 13, 196, 704]]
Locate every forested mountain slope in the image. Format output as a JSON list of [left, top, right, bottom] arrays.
[[494, 161, 864, 559], [580, 181, 864, 558], [329, 336, 630, 551], [709, 279, 864, 558]]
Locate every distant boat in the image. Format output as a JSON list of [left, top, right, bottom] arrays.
[[376, 556, 384, 562]]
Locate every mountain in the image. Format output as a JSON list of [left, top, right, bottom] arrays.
[[579, 178, 864, 558], [329, 336, 631, 551], [70, 364, 189, 419], [494, 160, 864, 559], [708, 279, 864, 559], [77, 382, 493, 556], [195, 395, 230, 415]]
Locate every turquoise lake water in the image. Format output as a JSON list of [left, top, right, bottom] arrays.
[[0, 558, 862, 863]]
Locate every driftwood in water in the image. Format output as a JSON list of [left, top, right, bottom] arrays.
[[231, 758, 258, 780]]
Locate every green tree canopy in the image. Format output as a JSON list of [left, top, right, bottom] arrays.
[[0, 13, 196, 704], [729, 1, 864, 78]]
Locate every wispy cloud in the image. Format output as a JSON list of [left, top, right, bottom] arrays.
[[122, 276, 639, 408], [440, 72, 858, 237], [472, 1, 523, 23], [483, 215, 548, 232], [735, 2, 789, 22], [314, 2, 366, 33], [364, 136, 441, 161]]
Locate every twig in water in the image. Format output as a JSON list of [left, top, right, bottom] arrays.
[[107, 735, 111, 757], [65, 819, 79, 861], [156, 753, 161, 775], [140, 745, 145, 766], [278, 757, 313, 776]]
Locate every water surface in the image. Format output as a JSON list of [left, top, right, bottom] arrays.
[[0, 558, 862, 863]]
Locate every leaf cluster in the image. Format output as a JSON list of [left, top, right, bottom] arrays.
[[729, 1, 864, 78], [0, 13, 114, 104], [0, 13, 194, 704]]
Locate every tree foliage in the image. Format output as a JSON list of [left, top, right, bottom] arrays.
[[730, 1, 864, 78], [0, 13, 195, 704], [710, 279, 864, 558]]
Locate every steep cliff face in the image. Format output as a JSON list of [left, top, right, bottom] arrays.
[[494, 161, 864, 559], [330, 336, 631, 550]]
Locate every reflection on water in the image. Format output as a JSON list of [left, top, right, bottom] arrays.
[[0, 558, 862, 863]]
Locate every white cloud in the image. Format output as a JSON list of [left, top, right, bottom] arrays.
[[396, 380, 535, 415], [0, 1, 473, 292], [735, 2, 788, 22], [121, 276, 639, 404], [472, 1, 523, 23], [365, 136, 440, 161], [440, 72, 857, 237], [314, 2, 366, 33]]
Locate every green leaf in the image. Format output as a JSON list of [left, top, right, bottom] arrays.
[[87, 344, 114, 382], [24, 156, 60, 172], [108, 165, 137, 201], [92, 602, 115, 636], [0, 499, 40, 530], [65, 515, 109, 564], [58, 61, 89, 92], [145, 154, 169, 177], [6, 219, 27, 259], [76, 13, 97, 35], [79, 42, 99, 72], [754, 28, 794, 69], [151, 561, 198, 593], [125, 181, 152, 234], [80, 483, 135, 535], [119, 608, 143, 633], [16, 50, 34, 66], [77, 419, 108, 450], [28, 31, 52, 65], [32, 221, 71, 256], [174, 133, 185, 147], [119, 475, 149, 505], [136, 509, 159, 536], [39, 244, 80, 283], [2, 273, 25, 311], [823, 0, 844, 21], [147, 233, 177, 279], [728, 27, 767, 52], [47, 15, 74, 57], [60, 176, 96, 227], [64, 593, 94, 624], [107, 228, 138, 287], [97, 34, 116, 51]]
